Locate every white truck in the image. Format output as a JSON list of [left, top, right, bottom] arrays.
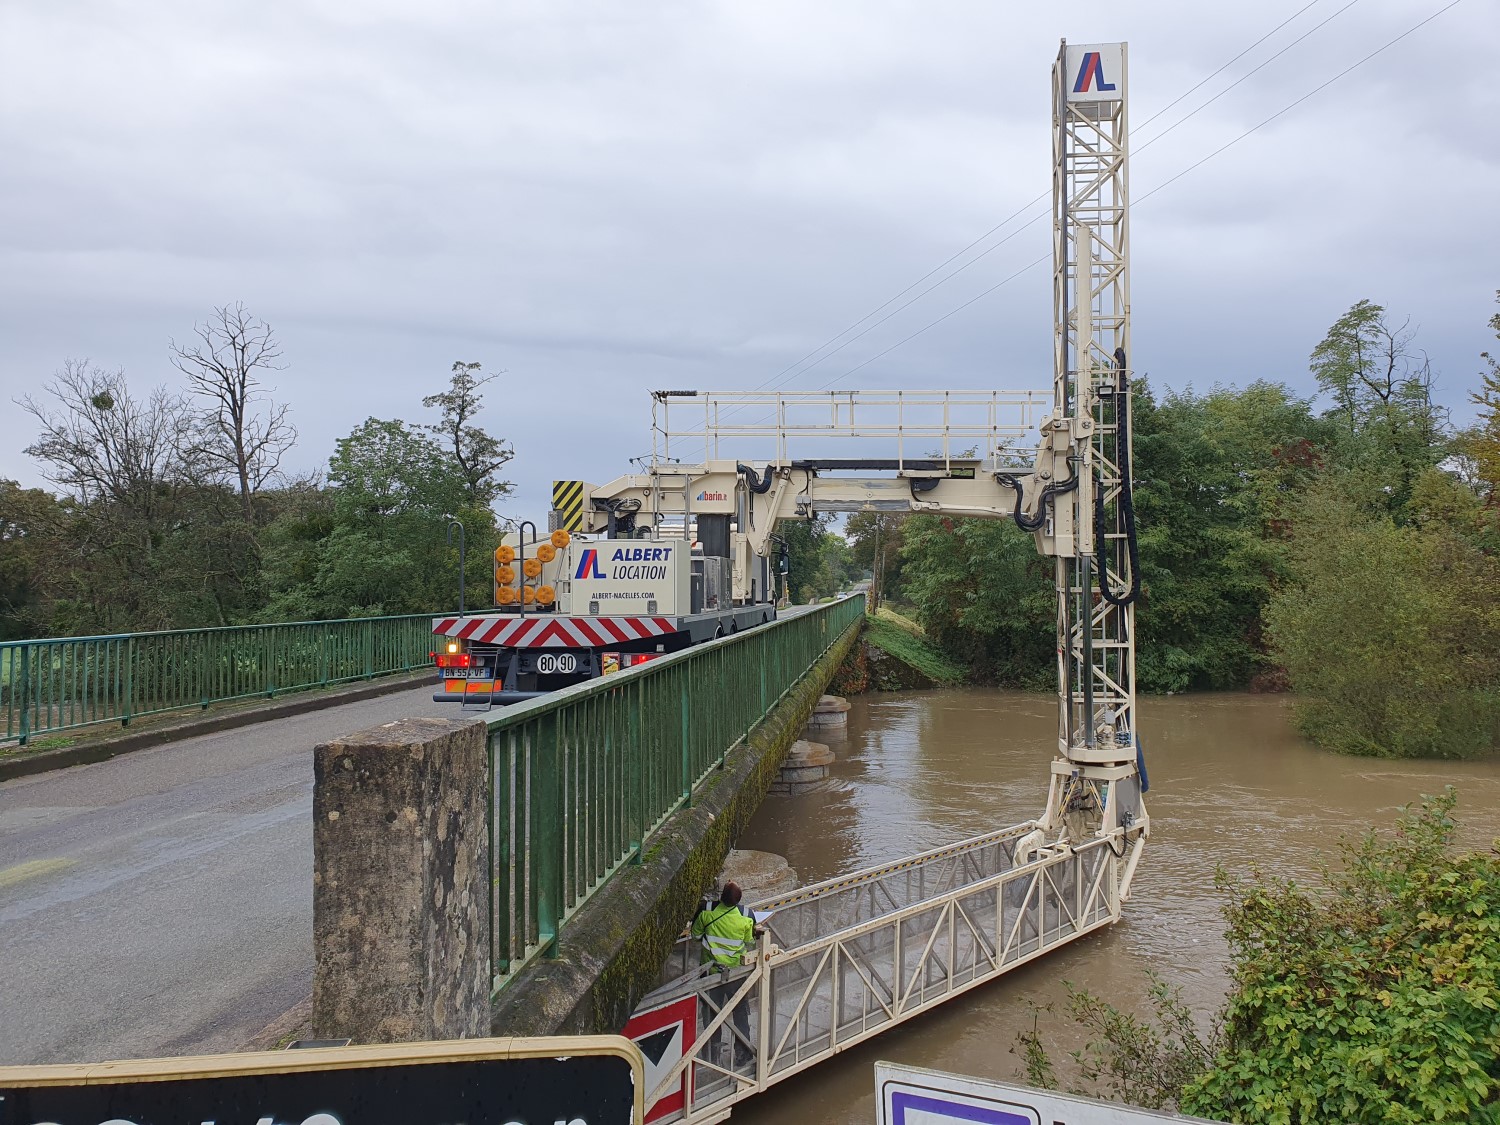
[[431, 519, 781, 705]]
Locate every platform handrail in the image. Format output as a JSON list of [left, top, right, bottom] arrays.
[[484, 595, 867, 989], [1, 612, 451, 746], [632, 827, 1135, 1124]]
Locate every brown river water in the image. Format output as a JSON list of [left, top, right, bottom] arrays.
[[730, 687, 1500, 1125]]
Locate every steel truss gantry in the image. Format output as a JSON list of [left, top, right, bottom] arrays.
[[1048, 41, 1138, 784]]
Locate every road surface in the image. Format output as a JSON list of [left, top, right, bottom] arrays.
[[0, 684, 451, 1066]]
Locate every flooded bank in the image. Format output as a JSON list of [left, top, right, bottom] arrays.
[[731, 687, 1500, 1125]]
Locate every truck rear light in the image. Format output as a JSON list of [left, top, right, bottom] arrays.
[[434, 652, 473, 669]]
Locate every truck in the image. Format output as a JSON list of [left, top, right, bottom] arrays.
[[431, 507, 785, 705]]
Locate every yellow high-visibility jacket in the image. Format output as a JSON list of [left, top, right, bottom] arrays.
[[692, 902, 755, 969]]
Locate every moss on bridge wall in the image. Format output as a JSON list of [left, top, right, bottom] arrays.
[[489, 618, 863, 1037]]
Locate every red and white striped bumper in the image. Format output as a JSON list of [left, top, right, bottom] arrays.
[[431, 615, 681, 649]]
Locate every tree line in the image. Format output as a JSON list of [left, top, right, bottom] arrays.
[[7, 297, 1499, 758], [849, 296, 1500, 758], [1, 306, 512, 637]]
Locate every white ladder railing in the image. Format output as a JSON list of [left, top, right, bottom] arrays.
[[649, 389, 1048, 472], [626, 822, 1141, 1125]]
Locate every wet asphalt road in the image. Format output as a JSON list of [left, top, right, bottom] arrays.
[[0, 684, 452, 1066]]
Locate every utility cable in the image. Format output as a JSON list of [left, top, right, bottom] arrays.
[[1132, 0, 1328, 133], [1137, 0, 1464, 206], [1134, 0, 1363, 155], [815, 0, 1465, 388], [751, 0, 1351, 396]]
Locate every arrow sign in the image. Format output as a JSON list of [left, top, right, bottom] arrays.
[[876, 1062, 1226, 1125]]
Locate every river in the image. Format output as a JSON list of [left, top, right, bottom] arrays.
[[731, 687, 1500, 1125]]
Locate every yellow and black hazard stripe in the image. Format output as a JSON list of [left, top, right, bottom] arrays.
[[552, 480, 585, 532]]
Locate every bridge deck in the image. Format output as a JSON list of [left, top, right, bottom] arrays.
[[627, 820, 1140, 1124]]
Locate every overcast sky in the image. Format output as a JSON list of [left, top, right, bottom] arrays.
[[3, 0, 1497, 517]]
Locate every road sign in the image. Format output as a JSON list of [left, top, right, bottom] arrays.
[[875, 1062, 1223, 1125], [0, 1036, 642, 1125], [623, 993, 697, 1123]]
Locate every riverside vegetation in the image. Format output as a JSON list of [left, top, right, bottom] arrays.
[[848, 296, 1500, 761], [1015, 792, 1500, 1124]]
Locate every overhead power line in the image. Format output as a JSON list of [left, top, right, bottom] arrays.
[[756, 0, 1359, 396], [1134, 0, 1363, 155], [815, 0, 1466, 389]]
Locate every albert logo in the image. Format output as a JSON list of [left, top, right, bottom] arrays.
[[575, 549, 606, 580], [1073, 50, 1116, 94]]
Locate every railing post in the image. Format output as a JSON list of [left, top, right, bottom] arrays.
[[493, 729, 512, 977], [680, 689, 692, 807], [535, 716, 562, 956], [629, 686, 644, 864], [199, 635, 210, 710], [364, 620, 374, 679], [17, 644, 31, 746], [122, 636, 135, 729]]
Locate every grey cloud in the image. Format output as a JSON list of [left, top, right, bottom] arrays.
[[3, 0, 1497, 516]]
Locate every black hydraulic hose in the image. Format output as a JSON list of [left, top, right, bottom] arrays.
[[995, 462, 1080, 533], [1094, 347, 1141, 607], [737, 463, 775, 494]]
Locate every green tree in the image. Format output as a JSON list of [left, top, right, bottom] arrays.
[[777, 517, 853, 603], [898, 515, 1053, 686], [846, 512, 905, 609], [264, 418, 494, 617], [1131, 381, 1324, 691], [1310, 300, 1447, 513], [1265, 476, 1500, 757], [1468, 290, 1500, 502], [0, 481, 68, 639], [423, 361, 514, 509]]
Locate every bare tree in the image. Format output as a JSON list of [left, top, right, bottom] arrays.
[[19, 360, 194, 523], [171, 303, 296, 522], [423, 361, 514, 508]]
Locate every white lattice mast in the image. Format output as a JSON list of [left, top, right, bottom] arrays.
[[1050, 42, 1138, 782]]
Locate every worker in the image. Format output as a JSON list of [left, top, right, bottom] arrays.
[[691, 881, 763, 1068]]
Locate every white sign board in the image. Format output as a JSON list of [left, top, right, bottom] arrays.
[[1064, 42, 1125, 103], [875, 1062, 1223, 1125]]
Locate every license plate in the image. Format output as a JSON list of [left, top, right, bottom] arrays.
[[463, 669, 494, 680]]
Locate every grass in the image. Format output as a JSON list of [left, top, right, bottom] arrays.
[[873, 605, 926, 638], [862, 615, 967, 685]]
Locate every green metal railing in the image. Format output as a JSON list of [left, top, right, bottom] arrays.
[[1, 614, 448, 745], [486, 595, 866, 988]]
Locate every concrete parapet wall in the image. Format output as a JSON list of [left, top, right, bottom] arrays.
[[312, 716, 490, 1043], [490, 619, 863, 1036]]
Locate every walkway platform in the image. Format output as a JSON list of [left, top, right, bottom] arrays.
[[625, 819, 1141, 1124]]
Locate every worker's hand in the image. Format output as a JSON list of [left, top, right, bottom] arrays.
[[753, 925, 767, 938]]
